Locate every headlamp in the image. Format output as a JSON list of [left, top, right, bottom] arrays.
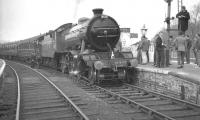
[[94, 61, 103, 70]]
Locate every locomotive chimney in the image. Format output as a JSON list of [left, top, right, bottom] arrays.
[[92, 8, 103, 16]]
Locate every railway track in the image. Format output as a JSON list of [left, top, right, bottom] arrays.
[[5, 61, 200, 120], [6, 61, 151, 120], [77, 76, 200, 120], [0, 64, 17, 120], [7, 62, 89, 120]]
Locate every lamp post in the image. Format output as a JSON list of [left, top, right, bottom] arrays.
[[141, 24, 148, 37]]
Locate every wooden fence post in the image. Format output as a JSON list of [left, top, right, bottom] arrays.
[[180, 85, 185, 100]]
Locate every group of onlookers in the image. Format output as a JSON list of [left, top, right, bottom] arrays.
[[137, 31, 200, 69], [137, 5, 200, 68], [153, 32, 200, 68]]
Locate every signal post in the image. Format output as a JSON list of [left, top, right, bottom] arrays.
[[164, 0, 173, 67]]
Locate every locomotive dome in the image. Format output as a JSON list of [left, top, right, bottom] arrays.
[[78, 17, 89, 24]]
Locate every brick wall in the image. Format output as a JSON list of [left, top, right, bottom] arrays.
[[131, 67, 200, 104]]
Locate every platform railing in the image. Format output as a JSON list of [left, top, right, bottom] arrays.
[[0, 59, 6, 103]]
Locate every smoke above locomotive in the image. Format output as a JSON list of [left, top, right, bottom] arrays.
[[64, 8, 120, 51]]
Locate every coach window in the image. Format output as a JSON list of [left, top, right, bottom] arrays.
[[50, 33, 53, 38], [26, 43, 28, 49], [22, 43, 24, 50]]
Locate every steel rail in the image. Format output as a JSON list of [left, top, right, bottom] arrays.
[[6, 65, 21, 120], [0, 59, 6, 77], [124, 83, 200, 109], [80, 76, 175, 120], [19, 63, 90, 120]]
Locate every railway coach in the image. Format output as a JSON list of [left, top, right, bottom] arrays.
[[0, 35, 43, 65], [0, 42, 18, 59]]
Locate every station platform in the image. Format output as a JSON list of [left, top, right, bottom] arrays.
[[137, 60, 200, 82], [134, 61, 200, 104]]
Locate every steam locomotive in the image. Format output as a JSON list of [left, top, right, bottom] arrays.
[[0, 8, 138, 84]]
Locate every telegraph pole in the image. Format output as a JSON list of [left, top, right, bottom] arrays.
[[164, 0, 173, 67], [164, 0, 173, 35]]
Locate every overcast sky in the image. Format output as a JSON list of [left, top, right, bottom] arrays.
[[0, 0, 199, 43]]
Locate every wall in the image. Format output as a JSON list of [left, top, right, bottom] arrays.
[[131, 67, 200, 104]]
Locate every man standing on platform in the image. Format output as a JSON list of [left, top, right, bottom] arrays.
[[154, 32, 163, 67], [141, 35, 150, 63], [176, 6, 190, 33], [185, 35, 192, 64], [192, 33, 200, 66], [175, 31, 187, 68], [137, 39, 143, 64], [168, 36, 174, 65]]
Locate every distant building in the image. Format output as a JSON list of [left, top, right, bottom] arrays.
[[130, 33, 138, 38], [118, 28, 138, 51], [120, 28, 130, 47]]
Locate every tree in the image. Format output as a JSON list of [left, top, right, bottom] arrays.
[[167, 2, 200, 40], [154, 2, 200, 43], [188, 2, 200, 39]]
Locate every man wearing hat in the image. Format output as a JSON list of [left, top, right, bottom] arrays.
[[176, 6, 190, 33]]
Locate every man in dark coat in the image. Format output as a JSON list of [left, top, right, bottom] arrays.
[[176, 6, 190, 33], [154, 33, 163, 67]]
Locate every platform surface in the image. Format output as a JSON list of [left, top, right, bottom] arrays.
[[137, 60, 200, 82]]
